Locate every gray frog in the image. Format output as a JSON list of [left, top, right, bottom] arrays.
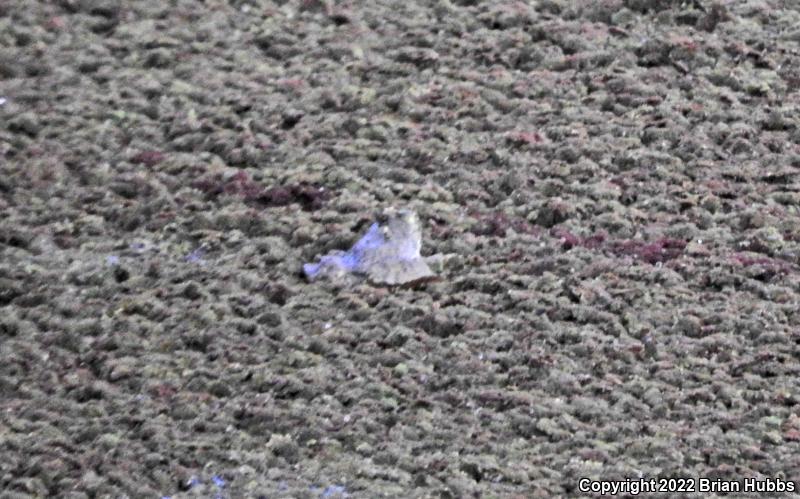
[[303, 208, 442, 286]]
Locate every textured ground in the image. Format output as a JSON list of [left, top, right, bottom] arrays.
[[2, 0, 800, 497]]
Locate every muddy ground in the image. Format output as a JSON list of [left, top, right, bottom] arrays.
[[2, 0, 800, 497]]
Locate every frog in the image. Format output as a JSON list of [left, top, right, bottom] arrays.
[[303, 208, 441, 287]]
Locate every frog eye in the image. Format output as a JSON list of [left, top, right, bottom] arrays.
[[397, 210, 413, 221]]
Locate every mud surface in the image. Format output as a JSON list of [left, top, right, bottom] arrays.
[[2, 1, 800, 497]]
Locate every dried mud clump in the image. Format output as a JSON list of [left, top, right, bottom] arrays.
[[130, 150, 165, 167], [609, 237, 687, 264], [192, 171, 328, 210], [469, 210, 539, 238], [551, 228, 687, 264], [730, 253, 794, 281]]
